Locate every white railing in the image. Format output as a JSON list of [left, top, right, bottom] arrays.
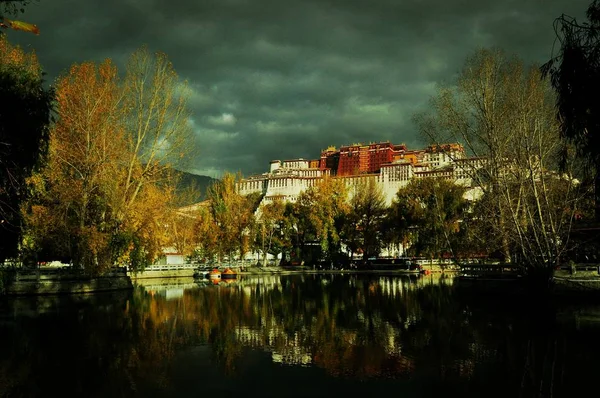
[[142, 264, 198, 271]]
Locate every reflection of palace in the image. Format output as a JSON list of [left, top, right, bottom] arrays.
[[235, 325, 313, 366], [227, 276, 458, 367], [130, 275, 457, 372], [377, 275, 454, 297]]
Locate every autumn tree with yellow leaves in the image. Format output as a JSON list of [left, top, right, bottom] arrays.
[[206, 173, 258, 262], [22, 47, 193, 273]]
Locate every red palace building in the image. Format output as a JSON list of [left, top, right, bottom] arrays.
[[320, 142, 408, 176]]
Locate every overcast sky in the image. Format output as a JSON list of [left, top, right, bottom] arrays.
[[9, 0, 591, 177]]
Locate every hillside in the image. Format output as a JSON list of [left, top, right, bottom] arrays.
[[174, 170, 218, 204]]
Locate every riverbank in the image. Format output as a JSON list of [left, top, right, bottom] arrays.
[[128, 266, 195, 279], [237, 265, 457, 275]]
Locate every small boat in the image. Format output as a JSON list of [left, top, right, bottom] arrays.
[[208, 268, 221, 280], [221, 267, 237, 279], [193, 270, 208, 279], [193, 265, 212, 279]]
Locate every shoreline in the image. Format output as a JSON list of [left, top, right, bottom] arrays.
[[236, 265, 456, 275]]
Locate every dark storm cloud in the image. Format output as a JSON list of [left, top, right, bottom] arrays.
[[10, 0, 591, 177]]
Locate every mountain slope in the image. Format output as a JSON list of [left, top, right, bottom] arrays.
[[174, 170, 218, 204]]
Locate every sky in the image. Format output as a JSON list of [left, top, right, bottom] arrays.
[[8, 0, 592, 178]]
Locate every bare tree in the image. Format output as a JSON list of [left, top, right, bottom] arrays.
[[119, 46, 193, 220], [415, 48, 586, 281]]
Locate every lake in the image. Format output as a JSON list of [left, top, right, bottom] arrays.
[[1, 273, 599, 397]]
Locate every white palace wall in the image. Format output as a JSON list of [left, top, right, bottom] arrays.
[[237, 154, 483, 207]]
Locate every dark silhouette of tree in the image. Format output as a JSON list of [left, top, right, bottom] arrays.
[[542, 0, 600, 220], [0, 1, 40, 35], [0, 0, 31, 15], [0, 36, 53, 262]]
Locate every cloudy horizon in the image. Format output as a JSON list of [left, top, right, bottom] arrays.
[[10, 0, 591, 178]]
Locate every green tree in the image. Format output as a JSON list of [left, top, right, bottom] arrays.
[[295, 177, 349, 263], [284, 201, 310, 264], [0, 35, 53, 262], [253, 199, 286, 266], [389, 178, 467, 259], [344, 177, 387, 261]]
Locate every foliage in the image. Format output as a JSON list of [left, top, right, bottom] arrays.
[[388, 178, 467, 259], [283, 201, 310, 264], [415, 48, 585, 274], [542, 0, 600, 220], [253, 199, 287, 266], [0, 35, 53, 262], [0, 1, 40, 35], [294, 177, 349, 262], [21, 47, 192, 273], [206, 173, 255, 261], [342, 176, 387, 260], [0, 0, 33, 16], [191, 205, 220, 262]]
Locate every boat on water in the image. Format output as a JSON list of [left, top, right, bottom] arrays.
[[193, 265, 211, 279], [208, 268, 221, 281], [221, 267, 237, 279]]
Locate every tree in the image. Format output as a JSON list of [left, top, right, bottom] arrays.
[[0, 35, 53, 262], [165, 185, 206, 259], [191, 205, 219, 263], [389, 178, 467, 259], [295, 177, 349, 263], [253, 199, 286, 266], [0, 1, 40, 35], [206, 173, 255, 262], [284, 201, 310, 264], [542, 0, 600, 220], [119, 46, 192, 222], [30, 60, 125, 270], [344, 177, 387, 261], [22, 47, 192, 273], [415, 48, 584, 278]]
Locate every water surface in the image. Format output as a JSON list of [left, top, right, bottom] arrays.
[[1, 274, 599, 397]]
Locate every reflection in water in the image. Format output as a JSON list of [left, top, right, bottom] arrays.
[[0, 274, 598, 397]]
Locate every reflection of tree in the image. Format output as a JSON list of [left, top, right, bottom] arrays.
[[0, 277, 598, 396]]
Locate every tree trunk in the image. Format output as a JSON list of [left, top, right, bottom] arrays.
[[595, 160, 600, 222]]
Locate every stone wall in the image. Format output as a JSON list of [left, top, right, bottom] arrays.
[[3, 270, 133, 296]]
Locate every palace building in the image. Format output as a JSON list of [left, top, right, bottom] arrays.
[[236, 141, 483, 206]]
